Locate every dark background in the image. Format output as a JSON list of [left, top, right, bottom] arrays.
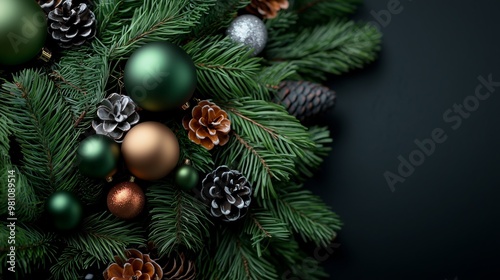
[[308, 1, 500, 279]]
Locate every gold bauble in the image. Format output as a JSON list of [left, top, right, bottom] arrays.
[[107, 181, 145, 219], [121, 121, 180, 180]]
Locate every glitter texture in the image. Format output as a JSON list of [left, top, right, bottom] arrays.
[[226, 15, 267, 56]]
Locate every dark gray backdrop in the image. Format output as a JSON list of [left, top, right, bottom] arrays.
[[308, 1, 500, 279]]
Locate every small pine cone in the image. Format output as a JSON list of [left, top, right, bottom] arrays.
[[47, 0, 96, 48], [201, 166, 252, 222], [246, 0, 289, 19], [103, 249, 163, 280], [37, 0, 62, 13], [92, 93, 140, 143], [163, 253, 196, 280], [182, 100, 231, 151], [273, 80, 337, 121]]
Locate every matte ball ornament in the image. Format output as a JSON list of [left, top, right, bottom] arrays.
[[46, 191, 83, 230], [121, 122, 180, 180], [107, 181, 145, 219], [226, 14, 267, 56], [77, 135, 120, 180], [124, 42, 197, 112], [175, 162, 199, 190], [0, 0, 48, 65]]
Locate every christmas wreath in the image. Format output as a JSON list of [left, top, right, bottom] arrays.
[[0, 0, 381, 279]]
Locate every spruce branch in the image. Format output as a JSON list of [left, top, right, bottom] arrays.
[[0, 166, 40, 221], [243, 208, 290, 257], [190, 0, 250, 37], [50, 247, 100, 280], [294, 126, 333, 179], [293, 0, 362, 25], [255, 62, 298, 101], [172, 121, 215, 173]]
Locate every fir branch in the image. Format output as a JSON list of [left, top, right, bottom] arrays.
[[294, 126, 333, 179], [243, 208, 290, 257], [50, 247, 100, 280], [255, 62, 298, 100], [293, 0, 362, 25], [147, 180, 211, 257], [265, 20, 382, 80], [0, 166, 40, 221], [173, 121, 215, 173]]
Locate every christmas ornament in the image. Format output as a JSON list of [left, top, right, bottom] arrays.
[[246, 0, 289, 19], [182, 100, 231, 150], [175, 160, 199, 190], [37, 0, 62, 14], [47, 0, 96, 48], [122, 122, 180, 180], [201, 166, 252, 222], [77, 134, 120, 180], [124, 42, 197, 112], [107, 179, 145, 219], [163, 252, 196, 280], [274, 80, 337, 121], [0, 0, 48, 65], [103, 248, 163, 280], [46, 191, 83, 230], [226, 14, 267, 56], [92, 93, 140, 143]]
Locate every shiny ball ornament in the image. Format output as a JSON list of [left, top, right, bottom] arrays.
[[46, 191, 83, 230], [122, 122, 180, 180], [124, 42, 197, 111], [77, 135, 120, 179], [107, 181, 145, 219], [175, 165, 199, 190], [226, 14, 267, 56], [0, 0, 47, 65]]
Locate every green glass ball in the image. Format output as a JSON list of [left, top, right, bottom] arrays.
[[175, 165, 199, 190], [0, 0, 47, 65], [77, 135, 120, 179], [124, 42, 197, 111], [46, 191, 83, 230]]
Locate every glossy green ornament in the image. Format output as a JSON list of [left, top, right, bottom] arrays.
[[46, 191, 83, 230], [77, 135, 120, 179], [124, 42, 197, 111], [0, 0, 47, 65], [175, 165, 199, 190]]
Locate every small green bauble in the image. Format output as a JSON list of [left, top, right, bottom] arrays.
[[77, 135, 120, 179], [175, 165, 199, 190], [46, 191, 83, 230], [124, 42, 197, 112], [0, 0, 47, 65]]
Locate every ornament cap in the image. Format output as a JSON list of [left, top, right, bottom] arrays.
[[183, 159, 192, 166], [38, 48, 52, 62], [181, 102, 190, 110], [129, 176, 136, 183], [105, 176, 113, 183]]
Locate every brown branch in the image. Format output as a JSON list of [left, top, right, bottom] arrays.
[[233, 132, 273, 178], [51, 71, 88, 95], [229, 108, 278, 139], [252, 215, 272, 238], [74, 111, 86, 128], [237, 240, 251, 279], [125, 16, 174, 47]]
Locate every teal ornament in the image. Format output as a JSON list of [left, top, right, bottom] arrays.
[[124, 42, 197, 112], [46, 191, 83, 230], [175, 164, 199, 190], [77, 135, 120, 179]]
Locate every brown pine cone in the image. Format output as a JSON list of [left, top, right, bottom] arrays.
[[103, 249, 163, 280], [37, 0, 62, 13], [182, 100, 231, 150], [163, 253, 196, 280], [246, 0, 289, 19]]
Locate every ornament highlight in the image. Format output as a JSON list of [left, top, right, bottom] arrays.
[[0, 0, 48, 65], [46, 191, 83, 230], [107, 180, 145, 219], [122, 122, 180, 180], [226, 14, 267, 56], [77, 135, 120, 179], [124, 42, 197, 112], [175, 160, 199, 190]]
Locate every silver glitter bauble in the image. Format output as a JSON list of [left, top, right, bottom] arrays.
[[226, 14, 268, 56]]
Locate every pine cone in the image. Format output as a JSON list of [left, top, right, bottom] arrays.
[[103, 249, 163, 280], [92, 93, 140, 143], [201, 166, 252, 222], [182, 100, 231, 151], [273, 80, 337, 121], [246, 0, 289, 19], [37, 0, 62, 13], [163, 253, 196, 280], [47, 0, 96, 48]]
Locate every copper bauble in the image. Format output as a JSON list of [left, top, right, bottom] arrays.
[[107, 181, 145, 219], [121, 121, 180, 180]]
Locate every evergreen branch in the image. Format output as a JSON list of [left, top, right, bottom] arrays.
[[50, 247, 100, 280], [294, 126, 333, 179], [243, 209, 290, 257], [0, 165, 40, 221], [255, 62, 298, 101], [233, 132, 273, 178], [147, 180, 211, 257], [293, 0, 361, 25], [190, 0, 250, 37], [265, 20, 382, 80], [172, 121, 215, 173], [65, 212, 145, 263]]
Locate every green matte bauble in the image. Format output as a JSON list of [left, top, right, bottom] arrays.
[[46, 191, 83, 230], [124, 42, 197, 111], [175, 165, 199, 190], [0, 0, 47, 65], [77, 135, 120, 179]]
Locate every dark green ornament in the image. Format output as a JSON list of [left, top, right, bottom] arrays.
[[46, 191, 82, 230], [0, 0, 47, 65], [175, 165, 199, 190], [124, 42, 197, 112], [77, 135, 120, 179]]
